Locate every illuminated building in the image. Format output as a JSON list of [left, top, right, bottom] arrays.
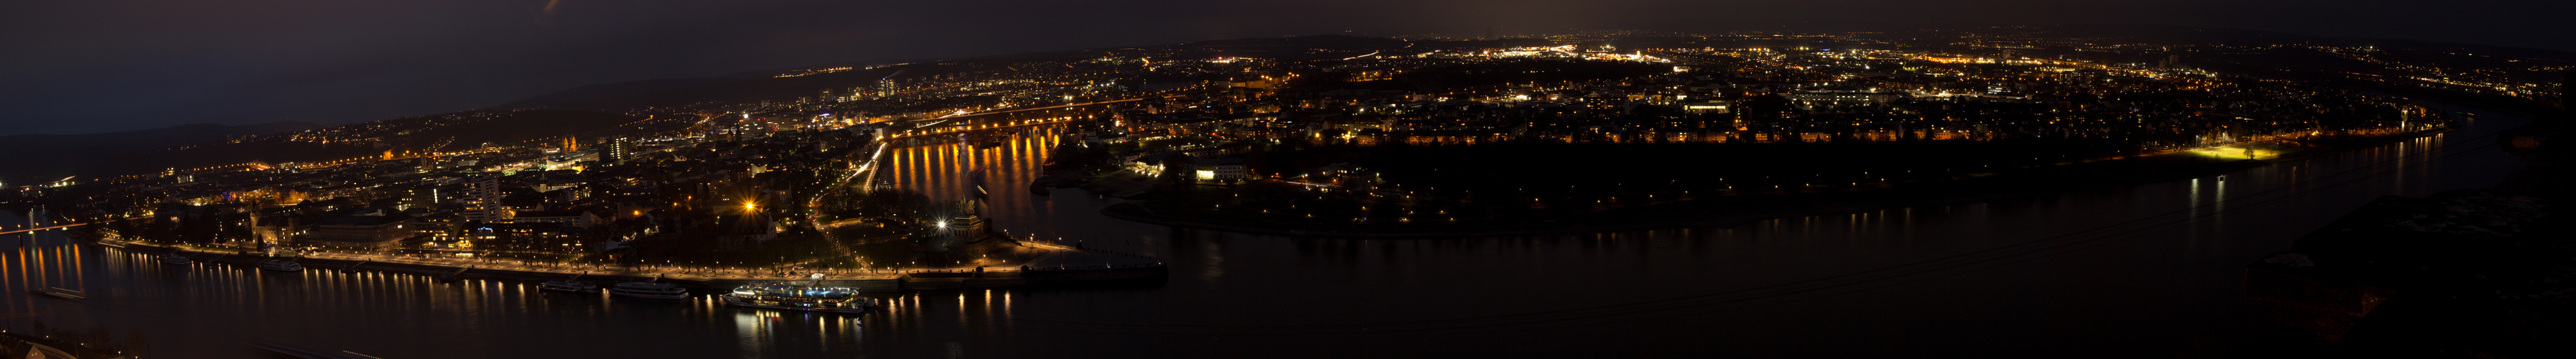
[[513, 210, 601, 229], [399, 185, 439, 210], [604, 137, 635, 165], [461, 177, 513, 223], [1580, 93, 1627, 114], [414, 213, 465, 242], [1188, 157, 1249, 184], [302, 208, 417, 250], [1681, 101, 1733, 114]]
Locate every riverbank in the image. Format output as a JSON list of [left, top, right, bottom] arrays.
[[90, 237, 1166, 293], [1106, 128, 2455, 238], [2239, 108, 2569, 355]]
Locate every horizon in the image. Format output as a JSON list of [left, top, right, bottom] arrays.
[[10, 25, 2568, 137], [4, 0, 2572, 136]]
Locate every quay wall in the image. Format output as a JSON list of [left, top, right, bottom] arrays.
[[100, 242, 1163, 293]]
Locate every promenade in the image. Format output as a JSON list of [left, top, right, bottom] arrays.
[[95, 236, 1165, 292]]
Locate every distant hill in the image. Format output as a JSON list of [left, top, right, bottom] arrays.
[[495, 60, 937, 111], [0, 110, 655, 185], [85, 110, 650, 177], [494, 35, 1411, 111], [1162, 34, 1412, 59], [361, 110, 646, 151], [495, 78, 750, 111], [0, 122, 320, 185], [2027, 24, 2576, 59]]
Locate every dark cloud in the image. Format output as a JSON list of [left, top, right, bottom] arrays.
[[0, 0, 2567, 134]]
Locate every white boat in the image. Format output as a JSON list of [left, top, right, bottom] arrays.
[[609, 281, 689, 299], [257, 259, 305, 271], [720, 282, 878, 314], [538, 281, 600, 293], [157, 254, 192, 265]]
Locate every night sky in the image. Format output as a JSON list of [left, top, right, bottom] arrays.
[[2, 0, 2567, 136]]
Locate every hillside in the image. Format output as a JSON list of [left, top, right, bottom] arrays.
[[493, 35, 1411, 112], [0, 122, 319, 184], [0, 110, 655, 183]]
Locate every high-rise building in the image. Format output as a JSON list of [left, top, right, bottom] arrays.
[[605, 137, 634, 165], [875, 78, 897, 99], [462, 177, 513, 223], [399, 185, 439, 210]]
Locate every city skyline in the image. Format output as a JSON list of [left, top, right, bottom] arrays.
[[4, 0, 2572, 135], [0, 5, 2567, 358]]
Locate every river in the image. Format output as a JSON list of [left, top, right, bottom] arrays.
[[0, 101, 2529, 358]]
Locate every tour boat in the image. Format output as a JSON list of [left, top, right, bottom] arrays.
[[609, 281, 689, 299], [538, 281, 601, 293], [157, 254, 192, 265], [256, 259, 305, 271], [720, 282, 879, 314]]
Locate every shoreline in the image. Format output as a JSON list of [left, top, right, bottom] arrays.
[[1103, 128, 2455, 238], [86, 238, 1167, 292]]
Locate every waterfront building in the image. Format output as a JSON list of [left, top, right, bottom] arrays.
[[469, 222, 583, 251], [414, 212, 464, 242], [1189, 157, 1250, 184], [301, 208, 417, 250]]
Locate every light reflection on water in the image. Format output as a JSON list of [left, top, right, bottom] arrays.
[[0, 103, 2531, 358]]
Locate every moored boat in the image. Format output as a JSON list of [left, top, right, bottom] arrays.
[[257, 259, 305, 271], [538, 281, 600, 293], [610, 281, 689, 299], [720, 282, 878, 314], [29, 288, 83, 299], [157, 254, 192, 265]]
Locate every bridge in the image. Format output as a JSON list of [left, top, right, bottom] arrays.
[[887, 98, 1144, 139], [0, 215, 149, 236]]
